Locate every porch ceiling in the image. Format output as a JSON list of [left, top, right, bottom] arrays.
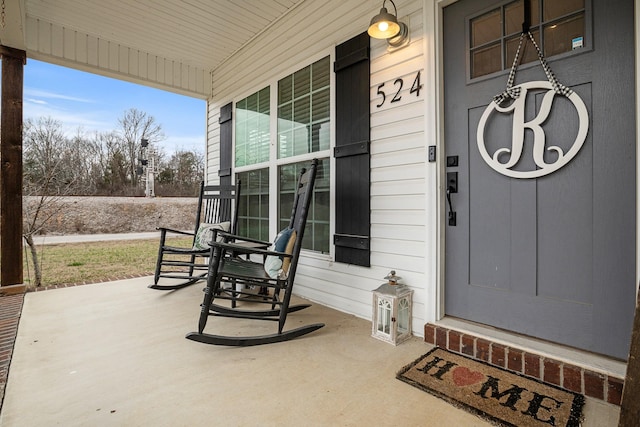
[[0, 0, 306, 97]]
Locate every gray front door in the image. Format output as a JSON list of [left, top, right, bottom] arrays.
[[443, 0, 636, 359]]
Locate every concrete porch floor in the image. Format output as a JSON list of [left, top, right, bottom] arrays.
[[1, 277, 620, 426]]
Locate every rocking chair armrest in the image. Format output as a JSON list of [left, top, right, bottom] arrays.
[[157, 227, 195, 237], [208, 240, 291, 259], [216, 231, 271, 246]]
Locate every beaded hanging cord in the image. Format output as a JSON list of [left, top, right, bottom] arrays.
[[493, 31, 573, 106]]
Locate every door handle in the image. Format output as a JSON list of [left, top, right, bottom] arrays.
[[446, 172, 457, 226]]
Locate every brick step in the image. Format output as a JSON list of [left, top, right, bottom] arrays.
[[425, 323, 624, 406]]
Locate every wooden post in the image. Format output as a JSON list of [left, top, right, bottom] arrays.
[[0, 46, 26, 287], [619, 285, 640, 426]]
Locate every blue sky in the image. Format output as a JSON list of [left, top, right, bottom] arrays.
[[23, 59, 206, 155]]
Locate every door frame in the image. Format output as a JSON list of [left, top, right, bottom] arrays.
[[422, 0, 640, 333]]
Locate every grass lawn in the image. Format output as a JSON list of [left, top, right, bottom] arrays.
[[22, 237, 192, 288]]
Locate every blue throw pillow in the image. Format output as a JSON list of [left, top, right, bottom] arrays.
[[265, 228, 294, 278], [273, 227, 294, 254]]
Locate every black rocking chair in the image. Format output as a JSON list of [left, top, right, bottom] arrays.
[[186, 159, 324, 346], [149, 181, 240, 291]]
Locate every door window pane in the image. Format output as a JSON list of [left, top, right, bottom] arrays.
[[543, 0, 584, 21], [472, 43, 502, 78], [471, 8, 501, 47], [544, 15, 584, 57], [505, 0, 539, 35], [505, 30, 540, 67], [469, 0, 586, 79]]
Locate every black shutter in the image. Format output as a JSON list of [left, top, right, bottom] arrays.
[[218, 102, 233, 186], [334, 33, 370, 267]]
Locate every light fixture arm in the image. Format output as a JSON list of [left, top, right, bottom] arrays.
[[384, 0, 398, 17]]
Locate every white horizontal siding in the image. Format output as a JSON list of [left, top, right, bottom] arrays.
[[206, 103, 222, 184], [207, 0, 428, 336], [371, 162, 425, 182], [372, 178, 425, 196], [25, 16, 211, 98]]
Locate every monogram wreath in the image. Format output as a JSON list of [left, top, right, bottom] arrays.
[[476, 30, 589, 179]]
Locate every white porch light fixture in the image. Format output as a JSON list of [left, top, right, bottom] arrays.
[[367, 0, 409, 48], [371, 271, 413, 345]]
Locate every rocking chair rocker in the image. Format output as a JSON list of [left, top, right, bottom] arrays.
[[149, 181, 240, 291], [186, 159, 324, 346]]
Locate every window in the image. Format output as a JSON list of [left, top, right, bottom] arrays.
[[279, 159, 330, 253], [235, 56, 331, 253], [278, 58, 331, 158], [236, 168, 269, 242], [235, 87, 270, 167], [469, 0, 586, 79]]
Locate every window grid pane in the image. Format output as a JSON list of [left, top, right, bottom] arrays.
[[471, 43, 502, 78], [236, 168, 269, 242], [505, 0, 540, 36], [505, 30, 540, 68], [543, 15, 584, 57], [235, 87, 270, 167], [543, 0, 584, 21], [470, 8, 501, 47], [277, 56, 331, 159], [278, 158, 330, 253]]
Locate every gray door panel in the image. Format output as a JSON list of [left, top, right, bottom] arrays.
[[444, 0, 635, 359]]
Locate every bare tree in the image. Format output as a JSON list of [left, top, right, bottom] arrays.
[[81, 130, 111, 194], [22, 117, 86, 288], [116, 108, 165, 193], [157, 149, 205, 196], [89, 130, 129, 195], [19, 110, 202, 286], [65, 128, 105, 194]]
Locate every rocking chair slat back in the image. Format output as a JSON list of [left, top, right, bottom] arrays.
[[198, 183, 239, 236], [150, 180, 241, 291], [283, 162, 317, 291]]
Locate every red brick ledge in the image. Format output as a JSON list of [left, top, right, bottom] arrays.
[[424, 323, 624, 406], [0, 293, 25, 411]]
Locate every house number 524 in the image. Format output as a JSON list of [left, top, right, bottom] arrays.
[[376, 71, 423, 108]]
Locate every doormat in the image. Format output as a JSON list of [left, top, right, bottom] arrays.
[[397, 348, 584, 427]]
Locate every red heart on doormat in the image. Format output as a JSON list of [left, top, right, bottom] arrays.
[[452, 366, 485, 387]]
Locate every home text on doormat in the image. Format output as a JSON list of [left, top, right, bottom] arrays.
[[397, 348, 584, 427]]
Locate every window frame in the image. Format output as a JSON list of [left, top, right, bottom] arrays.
[[232, 49, 335, 260], [464, 0, 592, 84]]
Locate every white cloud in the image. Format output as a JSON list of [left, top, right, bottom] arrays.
[[24, 88, 95, 104], [26, 98, 47, 105], [24, 98, 113, 134]]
